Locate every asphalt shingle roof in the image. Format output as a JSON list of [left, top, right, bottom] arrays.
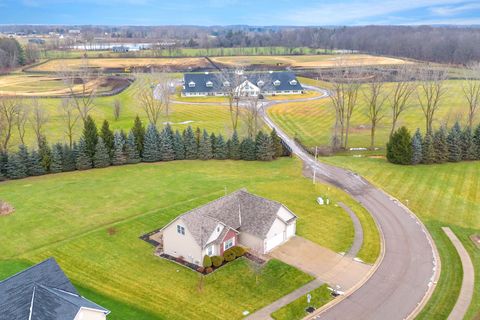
[[0, 258, 109, 320], [183, 71, 303, 94]]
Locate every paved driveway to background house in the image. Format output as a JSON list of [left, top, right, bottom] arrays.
[[270, 237, 372, 290]]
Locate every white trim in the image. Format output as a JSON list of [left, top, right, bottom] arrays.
[[28, 286, 36, 320], [224, 238, 234, 251]]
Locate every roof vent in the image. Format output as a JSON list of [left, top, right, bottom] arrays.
[[273, 80, 281, 86], [205, 72, 209, 75], [289, 80, 298, 86], [206, 81, 213, 87], [257, 80, 265, 87], [188, 81, 196, 88]]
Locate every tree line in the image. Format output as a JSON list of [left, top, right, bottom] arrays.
[[0, 116, 288, 181], [0, 38, 39, 72], [387, 122, 480, 165]]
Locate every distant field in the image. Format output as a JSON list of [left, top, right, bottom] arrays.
[[211, 54, 409, 68], [28, 57, 211, 72], [0, 74, 120, 97]]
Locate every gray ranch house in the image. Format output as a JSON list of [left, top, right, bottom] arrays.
[[159, 189, 297, 266], [182, 71, 304, 97]]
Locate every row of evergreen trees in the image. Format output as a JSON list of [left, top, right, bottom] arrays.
[[0, 116, 288, 180], [387, 122, 480, 165]]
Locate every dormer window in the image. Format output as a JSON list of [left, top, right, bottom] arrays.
[[257, 80, 265, 87], [223, 81, 230, 87], [188, 81, 196, 88], [206, 81, 213, 87], [289, 80, 298, 86], [273, 80, 281, 86]]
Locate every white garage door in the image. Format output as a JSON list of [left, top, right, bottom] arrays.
[[265, 232, 285, 252], [286, 223, 295, 238]]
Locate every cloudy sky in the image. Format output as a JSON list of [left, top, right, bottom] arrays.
[[0, 0, 480, 26]]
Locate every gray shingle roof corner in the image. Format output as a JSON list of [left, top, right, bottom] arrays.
[[173, 189, 295, 248], [0, 257, 109, 320]]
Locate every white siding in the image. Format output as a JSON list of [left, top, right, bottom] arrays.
[[238, 232, 264, 253], [264, 218, 287, 253], [277, 206, 295, 222], [163, 218, 203, 265], [74, 308, 107, 320]]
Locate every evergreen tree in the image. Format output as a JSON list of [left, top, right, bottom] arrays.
[[255, 131, 275, 161], [94, 137, 110, 168], [62, 144, 76, 172], [214, 134, 227, 160], [461, 127, 476, 160], [159, 128, 175, 161], [386, 126, 412, 165], [229, 130, 241, 160], [473, 124, 480, 160], [210, 133, 217, 156], [411, 129, 423, 165], [18, 145, 30, 170], [6, 153, 28, 179], [0, 151, 7, 177], [125, 131, 141, 164], [132, 116, 145, 157], [183, 126, 198, 160], [198, 129, 213, 160], [100, 120, 114, 159], [38, 135, 51, 173], [173, 130, 186, 160], [422, 133, 435, 164], [240, 137, 256, 161], [28, 150, 46, 176], [433, 127, 448, 163], [83, 115, 98, 162], [76, 138, 92, 170], [447, 123, 462, 162], [142, 124, 160, 162], [271, 129, 284, 158], [112, 131, 126, 165], [50, 143, 64, 173], [195, 127, 201, 147]]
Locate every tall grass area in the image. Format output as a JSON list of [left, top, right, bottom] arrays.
[[321, 156, 480, 320], [0, 158, 380, 319], [268, 79, 475, 150]]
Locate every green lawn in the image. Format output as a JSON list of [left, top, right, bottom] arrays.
[[321, 156, 480, 320], [0, 158, 380, 319], [271, 284, 333, 320], [268, 79, 476, 150]]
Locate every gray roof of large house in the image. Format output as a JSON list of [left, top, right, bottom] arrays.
[[174, 189, 296, 248], [183, 71, 303, 94], [0, 258, 109, 320]]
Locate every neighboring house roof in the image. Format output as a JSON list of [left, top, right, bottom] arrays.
[[164, 189, 297, 248], [183, 71, 303, 94], [0, 258, 109, 320]]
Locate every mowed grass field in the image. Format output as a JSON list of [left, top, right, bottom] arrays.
[[211, 54, 409, 68], [320, 156, 480, 320], [268, 79, 475, 149], [0, 158, 380, 319]]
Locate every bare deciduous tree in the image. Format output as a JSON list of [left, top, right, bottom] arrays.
[[363, 72, 389, 150], [216, 68, 247, 131], [15, 101, 29, 145], [136, 71, 169, 126], [59, 98, 80, 147], [0, 96, 20, 151], [416, 68, 447, 135], [389, 66, 416, 137], [153, 71, 175, 121], [462, 62, 480, 128], [113, 99, 121, 121], [29, 98, 49, 146]]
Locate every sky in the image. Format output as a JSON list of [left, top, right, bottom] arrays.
[[0, 0, 480, 26]]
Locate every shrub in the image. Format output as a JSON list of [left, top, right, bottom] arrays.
[[203, 255, 212, 268], [231, 246, 246, 257], [205, 267, 213, 274], [223, 249, 237, 262], [386, 126, 412, 165], [211, 255, 224, 267]]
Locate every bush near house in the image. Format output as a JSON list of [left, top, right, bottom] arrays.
[[211, 255, 224, 267], [224, 249, 237, 262], [231, 246, 247, 257], [203, 255, 212, 268]]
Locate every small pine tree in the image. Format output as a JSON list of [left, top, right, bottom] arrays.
[[125, 131, 141, 164], [142, 124, 160, 162], [37, 135, 51, 173], [100, 120, 115, 159], [62, 144, 77, 172], [210, 133, 217, 156], [112, 131, 126, 165], [6, 153, 28, 179], [173, 130, 186, 160], [132, 116, 145, 157], [411, 129, 423, 165], [386, 126, 412, 165], [183, 126, 198, 160], [271, 129, 284, 158], [76, 138, 92, 170], [83, 115, 98, 162], [422, 133, 435, 164], [28, 150, 46, 176], [18, 145, 29, 169], [0, 151, 7, 178], [461, 127, 476, 160], [50, 143, 64, 173], [433, 127, 448, 163], [159, 128, 175, 161], [473, 124, 480, 160], [195, 127, 201, 147], [198, 130, 213, 160], [94, 137, 110, 168], [214, 134, 227, 159], [229, 130, 241, 160], [240, 137, 256, 161], [255, 131, 275, 161], [447, 123, 462, 162]]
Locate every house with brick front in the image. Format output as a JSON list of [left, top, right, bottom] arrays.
[[159, 189, 297, 266]]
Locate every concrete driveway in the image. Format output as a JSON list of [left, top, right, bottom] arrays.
[[270, 237, 372, 291]]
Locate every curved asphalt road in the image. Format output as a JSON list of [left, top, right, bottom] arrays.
[[260, 90, 440, 319]]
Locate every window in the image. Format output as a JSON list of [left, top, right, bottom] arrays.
[[289, 80, 298, 86], [206, 81, 213, 87], [188, 81, 196, 88], [207, 245, 214, 256], [273, 80, 281, 86], [177, 225, 185, 235], [224, 238, 234, 250]]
